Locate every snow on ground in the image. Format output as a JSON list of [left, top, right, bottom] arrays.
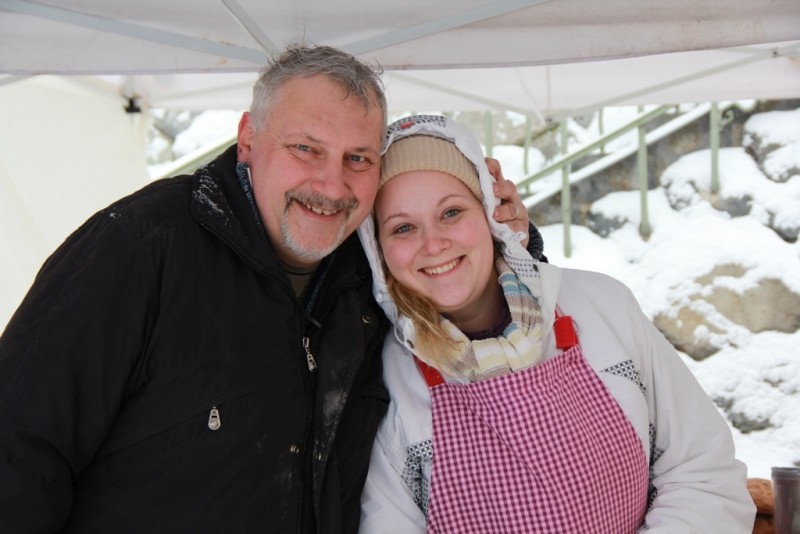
[[534, 106, 800, 479]]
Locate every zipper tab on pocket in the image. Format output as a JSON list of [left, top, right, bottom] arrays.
[[208, 406, 221, 430], [303, 336, 317, 372]]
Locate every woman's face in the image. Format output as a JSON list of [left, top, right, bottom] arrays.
[[375, 170, 497, 325]]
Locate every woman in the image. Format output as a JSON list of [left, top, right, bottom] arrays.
[[357, 115, 755, 532]]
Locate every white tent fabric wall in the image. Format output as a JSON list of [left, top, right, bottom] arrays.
[[0, 76, 150, 331]]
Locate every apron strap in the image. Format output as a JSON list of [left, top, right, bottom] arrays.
[[554, 314, 579, 350], [415, 357, 446, 388]]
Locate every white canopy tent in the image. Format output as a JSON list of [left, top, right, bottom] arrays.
[[2, 0, 799, 115], [2, 0, 799, 73], [1, 0, 800, 329]]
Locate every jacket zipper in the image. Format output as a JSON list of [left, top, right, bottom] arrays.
[[302, 336, 317, 372], [196, 184, 320, 531], [200, 220, 316, 531], [207, 406, 221, 430]]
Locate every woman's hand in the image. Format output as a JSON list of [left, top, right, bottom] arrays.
[[486, 157, 529, 248]]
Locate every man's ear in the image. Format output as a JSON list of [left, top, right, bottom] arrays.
[[237, 112, 254, 162]]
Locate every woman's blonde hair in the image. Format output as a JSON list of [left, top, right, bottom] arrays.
[[385, 267, 458, 367], [382, 240, 503, 370]]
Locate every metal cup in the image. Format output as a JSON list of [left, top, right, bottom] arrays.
[[773, 467, 800, 534]]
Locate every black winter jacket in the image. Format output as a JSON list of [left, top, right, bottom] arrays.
[[0, 145, 390, 533]]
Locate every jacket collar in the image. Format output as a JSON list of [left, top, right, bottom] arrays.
[[190, 144, 283, 278]]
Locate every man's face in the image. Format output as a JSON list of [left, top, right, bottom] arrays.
[[237, 74, 384, 269]]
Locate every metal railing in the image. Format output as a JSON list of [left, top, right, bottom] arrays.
[[515, 102, 735, 257]]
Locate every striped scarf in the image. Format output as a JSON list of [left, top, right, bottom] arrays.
[[440, 258, 544, 382]]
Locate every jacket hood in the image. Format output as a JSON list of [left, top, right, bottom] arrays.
[[357, 115, 560, 354]]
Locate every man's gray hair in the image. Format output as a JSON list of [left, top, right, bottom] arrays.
[[250, 44, 387, 130]]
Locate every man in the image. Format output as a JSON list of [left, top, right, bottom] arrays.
[[0, 45, 535, 533]]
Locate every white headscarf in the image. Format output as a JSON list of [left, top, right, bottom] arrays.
[[357, 115, 558, 367]]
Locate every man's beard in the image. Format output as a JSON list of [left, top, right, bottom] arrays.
[[280, 191, 358, 263], [280, 217, 348, 264]]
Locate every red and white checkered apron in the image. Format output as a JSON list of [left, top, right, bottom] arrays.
[[423, 337, 649, 533]]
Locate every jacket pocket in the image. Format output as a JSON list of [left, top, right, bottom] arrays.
[[95, 357, 259, 458]]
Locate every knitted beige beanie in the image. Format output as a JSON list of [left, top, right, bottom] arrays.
[[380, 135, 482, 200]]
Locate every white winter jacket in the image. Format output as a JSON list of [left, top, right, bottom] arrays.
[[357, 115, 755, 533]]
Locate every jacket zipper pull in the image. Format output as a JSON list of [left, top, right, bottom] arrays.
[[208, 406, 221, 430], [303, 336, 317, 372]]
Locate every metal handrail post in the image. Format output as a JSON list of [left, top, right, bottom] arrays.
[[483, 111, 493, 158], [710, 101, 720, 194], [560, 121, 572, 257], [523, 115, 533, 178], [598, 108, 605, 155], [637, 122, 651, 238]]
